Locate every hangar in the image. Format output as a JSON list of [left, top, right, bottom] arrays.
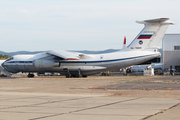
[[162, 34, 180, 72]]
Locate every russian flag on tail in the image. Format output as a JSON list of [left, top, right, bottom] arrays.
[[137, 34, 153, 39]]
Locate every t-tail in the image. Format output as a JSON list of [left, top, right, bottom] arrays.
[[126, 18, 174, 51]]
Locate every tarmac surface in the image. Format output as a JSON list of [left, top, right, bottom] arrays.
[[0, 75, 180, 120], [97, 81, 180, 90]]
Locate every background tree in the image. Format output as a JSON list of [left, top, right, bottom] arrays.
[[0, 54, 11, 60]]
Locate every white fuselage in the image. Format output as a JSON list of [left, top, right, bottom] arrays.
[[2, 50, 160, 76]]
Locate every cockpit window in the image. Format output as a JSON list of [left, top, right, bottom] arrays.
[[6, 57, 14, 61]]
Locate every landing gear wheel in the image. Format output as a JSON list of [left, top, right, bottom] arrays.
[[77, 74, 82, 78], [28, 74, 34, 78], [69, 74, 82, 78], [66, 74, 71, 78], [71, 75, 76, 78], [82, 75, 87, 78]]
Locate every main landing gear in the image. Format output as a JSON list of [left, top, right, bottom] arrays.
[[63, 68, 88, 78], [64, 68, 87, 78], [28, 73, 34, 78], [65, 74, 87, 78]]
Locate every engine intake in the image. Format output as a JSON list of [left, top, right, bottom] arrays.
[[33, 59, 59, 68]]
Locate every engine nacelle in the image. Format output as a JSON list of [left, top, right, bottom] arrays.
[[33, 59, 59, 68]]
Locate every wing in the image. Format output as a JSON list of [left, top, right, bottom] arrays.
[[46, 50, 80, 60]]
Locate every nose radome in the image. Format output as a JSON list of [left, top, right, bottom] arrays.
[[1, 61, 7, 68]]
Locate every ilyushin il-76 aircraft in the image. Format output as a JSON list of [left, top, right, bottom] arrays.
[[2, 18, 173, 78]]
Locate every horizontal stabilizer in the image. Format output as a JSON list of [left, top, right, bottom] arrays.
[[136, 18, 174, 24]]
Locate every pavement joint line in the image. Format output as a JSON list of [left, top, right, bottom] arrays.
[[0, 96, 92, 110], [0, 95, 48, 102], [29, 97, 141, 120], [141, 102, 180, 120], [72, 113, 145, 116], [0, 110, 57, 115]]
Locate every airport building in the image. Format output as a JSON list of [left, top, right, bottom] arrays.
[[162, 34, 180, 72]]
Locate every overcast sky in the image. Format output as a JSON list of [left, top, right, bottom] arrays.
[[0, 0, 180, 52]]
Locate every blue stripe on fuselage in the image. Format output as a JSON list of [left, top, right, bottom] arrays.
[[61, 54, 157, 63], [7, 61, 33, 63]]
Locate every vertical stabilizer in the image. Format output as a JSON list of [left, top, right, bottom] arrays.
[[126, 18, 173, 51]]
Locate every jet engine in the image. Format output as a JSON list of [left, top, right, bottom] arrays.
[[33, 59, 59, 68]]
